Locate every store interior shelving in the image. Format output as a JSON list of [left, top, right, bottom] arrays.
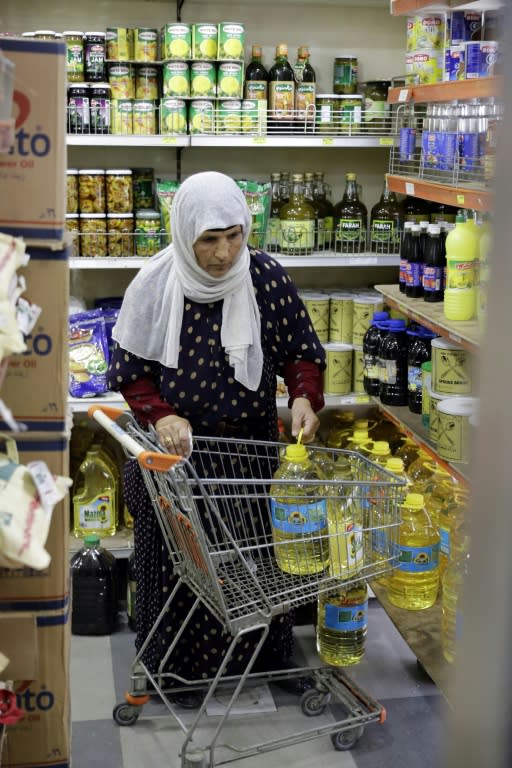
[[386, 174, 493, 213], [388, 76, 502, 105]]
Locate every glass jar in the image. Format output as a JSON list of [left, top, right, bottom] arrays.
[[84, 31, 106, 82], [315, 94, 339, 134], [135, 210, 163, 256], [338, 94, 363, 134], [89, 83, 111, 135], [80, 214, 107, 257], [67, 84, 90, 134], [107, 213, 134, 257], [67, 169, 79, 213], [78, 170, 106, 213], [132, 168, 155, 209], [64, 31, 85, 83], [363, 80, 391, 133], [106, 169, 133, 213], [66, 213, 80, 257], [333, 56, 358, 95]]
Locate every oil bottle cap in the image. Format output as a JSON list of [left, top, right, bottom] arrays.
[[354, 419, 368, 429], [351, 429, 369, 441], [84, 534, 100, 548], [403, 492, 424, 509], [371, 441, 390, 456], [385, 457, 405, 473], [346, 172, 357, 181], [276, 43, 289, 57], [285, 443, 308, 462], [455, 212, 466, 223]]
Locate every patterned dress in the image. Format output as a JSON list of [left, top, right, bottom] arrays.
[[108, 248, 325, 681]]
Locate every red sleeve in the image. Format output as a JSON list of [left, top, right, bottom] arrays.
[[284, 360, 325, 412], [120, 377, 175, 426]]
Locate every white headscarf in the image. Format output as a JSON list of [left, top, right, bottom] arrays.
[[112, 171, 264, 390]]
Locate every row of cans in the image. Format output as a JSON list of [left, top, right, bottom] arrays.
[[299, 290, 385, 348], [406, 40, 499, 85], [406, 10, 501, 52]]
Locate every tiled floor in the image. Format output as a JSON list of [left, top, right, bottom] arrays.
[[70, 600, 447, 767]]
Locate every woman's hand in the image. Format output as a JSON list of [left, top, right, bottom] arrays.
[[290, 397, 320, 443], [155, 414, 193, 457]]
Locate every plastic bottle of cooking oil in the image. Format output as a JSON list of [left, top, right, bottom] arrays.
[[441, 526, 470, 663], [317, 581, 368, 666], [326, 410, 356, 449], [73, 445, 117, 537], [387, 492, 440, 610], [438, 487, 468, 580], [327, 455, 363, 579], [422, 465, 457, 529], [406, 452, 436, 495], [394, 436, 420, 469], [271, 442, 329, 575], [370, 457, 410, 585], [368, 440, 392, 467]]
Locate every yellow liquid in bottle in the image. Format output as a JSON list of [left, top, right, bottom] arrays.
[[73, 447, 117, 538], [317, 581, 368, 666], [441, 550, 469, 663]]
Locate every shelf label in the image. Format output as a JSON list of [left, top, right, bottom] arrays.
[[405, 182, 415, 195], [456, 194, 465, 205], [162, 136, 177, 145], [448, 332, 462, 344], [322, 137, 334, 145], [398, 89, 411, 103], [379, 137, 395, 146], [252, 136, 267, 145]]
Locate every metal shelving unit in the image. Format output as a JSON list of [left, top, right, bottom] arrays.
[[67, 134, 396, 149], [388, 76, 502, 105]]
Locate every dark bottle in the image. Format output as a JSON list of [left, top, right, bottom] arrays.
[[379, 319, 409, 406], [422, 224, 445, 302], [67, 84, 90, 134], [362, 311, 389, 396], [429, 202, 458, 224], [370, 176, 403, 254], [267, 172, 282, 253], [313, 172, 335, 250], [405, 224, 424, 298], [268, 43, 295, 133], [244, 44, 268, 101], [84, 31, 106, 82], [127, 551, 137, 632], [304, 171, 324, 250], [71, 534, 117, 635], [333, 172, 368, 254], [399, 221, 414, 293], [402, 195, 430, 224], [294, 45, 316, 128], [89, 83, 111, 135], [406, 325, 437, 414], [279, 172, 315, 254]]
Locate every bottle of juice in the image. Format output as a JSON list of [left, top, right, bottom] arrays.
[[379, 319, 409, 406], [441, 527, 470, 663], [73, 445, 117, 537], [317, 581, 368, 666], [71, 534, 117, 635], [444, 211, 479, 321], [386, 493, 440, 610], [270, 442, 329, 575]]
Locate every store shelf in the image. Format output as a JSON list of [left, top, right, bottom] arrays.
[[66, 135, 190, 147], [371, 583, 454, 703], [69, 392, 128, 414], [190, 135, 397, 149], [388, 76, 502, 105], [387, 174, 493, 212], [375, 284, 480, 352], [69, 257, 148, 269], [69, 528, 133, 559], [70, 254, 399, 269], [391, 0, 502, 13]]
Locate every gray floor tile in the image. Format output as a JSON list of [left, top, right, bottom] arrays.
[[70, 634, 117, 722], [72, 720, 123, 768]]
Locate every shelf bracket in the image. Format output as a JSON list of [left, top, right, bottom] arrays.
[[177, 0, 186, 22]]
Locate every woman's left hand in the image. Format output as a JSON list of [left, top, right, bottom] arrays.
[[290, 397, 320, 443]]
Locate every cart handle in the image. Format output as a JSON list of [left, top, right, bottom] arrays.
[[88, 405, 184, 471]]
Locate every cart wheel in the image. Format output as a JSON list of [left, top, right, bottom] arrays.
[[331, 726, 364, 751], [113, 702, 140, 726], [300, 688, 329, 717]]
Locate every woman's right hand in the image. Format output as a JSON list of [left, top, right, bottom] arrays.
[[155, 414, 193, 457]]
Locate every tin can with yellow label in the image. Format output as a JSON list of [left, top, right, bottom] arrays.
[[431, 337, 472, 394], [132, 99, 156, 135], [352, 345, 365, 393], [323, 343, 353, 395], [161, 23, 191, 60], [134, 27, 158, 62], [106, 28, 133, 61], [300, 291, 329, 343], [352, 294, 384, 346], [437, 397, 478, 464], [163, 61, 190, 97], [111, 99, 133, 135], [218, 22, 245, 60], [192, 23, 218, 60], [328, 291, 353, 343]]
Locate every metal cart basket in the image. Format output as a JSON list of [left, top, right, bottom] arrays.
[[90, 406, 406, 768]]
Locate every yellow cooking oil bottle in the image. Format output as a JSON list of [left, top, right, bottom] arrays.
[[386, 492, 440, 610], [326, 451, 363, 580], [370, 456, 410, 585], [317, 580, 368, 666], [393, 436, 420, 469], [441, 524, 470, 663], [438, 487, 469, 581], [326, 410, 356, 449], [270, 440, 329, 575], [73, 444, 117, 538]]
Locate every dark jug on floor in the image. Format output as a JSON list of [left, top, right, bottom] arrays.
[[71, 534, 117, 635]]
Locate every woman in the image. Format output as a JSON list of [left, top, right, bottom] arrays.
[[108, 171, 326, 700]]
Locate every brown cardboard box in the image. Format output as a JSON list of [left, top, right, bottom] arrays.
[[0, 434, 70, 610], [0, 607, 70, 768], [0, 37, 66, 241], [0, 612, 38, 679], [0, 243, 69, 432]]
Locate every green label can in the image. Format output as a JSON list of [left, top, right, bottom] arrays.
[[106, 28, 133, 61], [188, 99, 215, 134], [132, 99, 156, 135], [217, 61, 244, 98], [218, 22, 245, 60], [160, 97, 187, 134], [64, 32, 85, 83], [161, 23, 191, 60], [190, 61, 216, 97], [192, 23, 218, 60], [241, 99, 267, 134], [216, 99, 241, 133], [133, 27, 158, 62], [338, 95, 363, 134], [163, 61, 190, 97], [111, 99, 133, 135]]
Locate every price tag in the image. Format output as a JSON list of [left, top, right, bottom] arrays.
[[252, 136, 267, 145], [456, 194, 465, 205], [27, 461, 62, 515], [322, 137, 334, 145], [379, 137, 395, 146], [398, 89, 411, 103], [162, 136, 177, 145], [405, 182, 415, 195]]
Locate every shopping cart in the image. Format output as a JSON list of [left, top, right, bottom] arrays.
[[90, 405, 406, 768]]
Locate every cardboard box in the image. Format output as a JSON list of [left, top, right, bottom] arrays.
[[0, 37, 67, 241], [0, 434, 70, 611], [0, 612, 38, 679], [0, 242, 69, 432], [0, 607, 70, 768]]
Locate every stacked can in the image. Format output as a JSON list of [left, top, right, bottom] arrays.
[[406, 14, 446, 85]]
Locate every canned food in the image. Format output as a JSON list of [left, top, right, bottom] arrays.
[[218, 22, 245, 60], [431, 337, 472, 394], [67, 169, 79, 213], [161, 23, 191, 60], [190, 61, 216, 97], [241, 99, 266, 134], [409, 50, 443, 85], [78, 170, 106, 213], [135, 66, 160, 99], [216, 99, 241, 134], [134, 27, 158, 62], [466, 40, 499, 79], [352, 294, 384, 346], [84, 31, 106, 82], [339, 94, 363, 134], [106, 169, 133, 214], [352, 346, 365, 393], [217, 61, 243, 98], [444, 46, 466, 81], [188, 99, 215, 134], [315, 94, 338, 134], [107, 213, 134, 257], [323, 343, 353, 395], [135, 210, 163, 257], [111, 99, 133, 135], [363, 80, 391, 132], [89, 83, 111, 135], [106, 27, 133, 61], [66, 213, 80, 257], [437, 397, 478, 464], [159, 97, 187, 134], [328, 291, 353, 344], [301, 292, 329, 342], [132, 168, 155, 209], [132, 99, 156, 135], [63, 31, 84, 83], [192, 23, 218, 60], [108, 62, 135, 99], [79, 213, 107, 257], [67, 84, 90, 134], [333, 56, 358, 95], [33, 30, 56, 40], [163, 61, 190, 97]]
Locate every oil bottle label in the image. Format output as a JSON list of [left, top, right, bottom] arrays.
[[324, 600, 368, 632], [269, 82, 294, 119], [336, 219, 362, 242], [397, 543, 439, 572], [363, 353, 379, 379], [439, 525, 450, 556], [271, 498, 327, 534], [77, 493, 115, 530], [296, 83, 316, 119], [245, 81, 267, 100], [280, 220, 315, 250], [371, 219, 394, 243], [371, 529, 389, 556], [266, 216, 281, 249]]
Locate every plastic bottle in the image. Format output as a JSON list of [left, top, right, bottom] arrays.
[[71, 534, 117, 635], [271, 442, 329, 575], [438, 487, 468, 580], [379, 319, 409, 406], [422, 224, 445, 302], [73, 445, 117, 537], [441, 529, 470, 663], [444, 211, 478, 321], [317, 581, 368, 666], [346, 428, 373, 458], [399, 221, 414, 293], [362, 311, 389, 396], [127, 550, 137, 632], [387, 493, 440, 610], [368, 440, 391, 467], [405, 224, 424, 298], [370, 456, 410, 584], [325, 410, 355, 449], [406, 325, 436, 414], [394, 437, 420, 469], [327, 455, 364, 580]]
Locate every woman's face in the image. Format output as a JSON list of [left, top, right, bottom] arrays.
[[193, 225, 243, 277]]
